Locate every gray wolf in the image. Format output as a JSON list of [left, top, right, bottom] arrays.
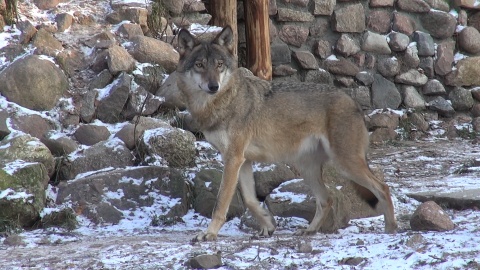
[[176, 26, 397, 241]]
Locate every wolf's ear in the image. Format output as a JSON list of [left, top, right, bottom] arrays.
[[213, 26, 234, 54], [177, 29, 196, 58]]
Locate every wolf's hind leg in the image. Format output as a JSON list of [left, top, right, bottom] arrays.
[[238, 161, 276, 237], [294, 155, 331, 236]]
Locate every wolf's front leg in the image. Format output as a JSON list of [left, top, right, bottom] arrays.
[[193, 153, 246, 242]]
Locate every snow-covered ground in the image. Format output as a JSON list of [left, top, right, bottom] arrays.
[[0, 0, 480, 269]]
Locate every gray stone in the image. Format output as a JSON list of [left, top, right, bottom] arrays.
[[59, 138, 134, 180], [313, 0, 336, 15], [303, 69, 333, 84], [472, 87, 480, 101], [123, 86, 163, 120], [458, 26, 480, 55], [163, 0, 184, 15], [399, 44, 420, 70], [254, 164, 297, 200], [367, 9, 391, 34], [17, 20, 37, 44], [114, 117, 170, 150], [336, 34, 360, 57], [377, 57, 400, 78], [42, 134, 79, 156], [309, 17, 330, 37], [10, 114, 56, 141], [420, 10, 457, 39], [89, 69, 113, 90], [388, 32, 409, 52], [397, 0, 431, 12], [117, 23, 144, 39], [409, 112, 430, 132], [107, 45, 136, 75], [292, 51, 318, 69], [96, 73, 131, 123], [344, 86, 371, 109], [370, 127, 398, 143], [74, 125, 111, 146], [355, 71, 374, 86], [140, 126, 196, 168], [368, 113, 400, 130], [0, 134, 55, 176], [362, 31, 391, 55], [370, 0, 395, 6], [0, 110, 10, 140], [130, 35, 179, 73], [80, 90, 97, 123], [325, 57, 360, 76], [435, 41, 455, 76], [277, 8, 314, 22], [0, 55, 68, 111], [278, 25, 308, 47], [55, 13, 73, 32], [445, 56, 480, 86], [423, 79, 446, 96], [424, 0, 450, 11], [332, 3, 365, 33], [410, 201, 455, 232], [32, 28, 63, 57], [0, 162, 49, 227], [401, 86, 426, 109], [372, 74, 402, 109], [189, 253, 223, 269], [193, 169, 244, 219], [392, 12, 417, 36], [414, 32, 435, 56], [56, 166, 189, 224], [419, 57, 434, 78], [313, 39, 331, 59], [448, 87, 475, 111], [427, 96, 455, 117], [155, 71, 186, 110], [271, 42, 292, 65], [84, 31, 116, 49], [273, 65, 297, 77], [395, 69, 428, 86]]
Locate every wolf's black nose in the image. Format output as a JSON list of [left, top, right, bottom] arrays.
[[208, 84, 219, 92]]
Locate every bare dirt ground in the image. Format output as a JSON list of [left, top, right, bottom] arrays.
[[1, 138, 479, 270]]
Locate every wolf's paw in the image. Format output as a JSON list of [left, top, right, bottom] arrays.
[[192, 231, 217, 242], [293, 229, 317, 236], [252, 226, 275, 239]]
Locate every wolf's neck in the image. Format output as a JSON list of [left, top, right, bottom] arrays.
[[186, 73, 240, 131]]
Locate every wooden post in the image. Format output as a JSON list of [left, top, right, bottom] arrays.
[[244, 0, 272, 80], [209, 0, 238, 57]]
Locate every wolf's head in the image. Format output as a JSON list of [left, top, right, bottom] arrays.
[[177, 26, 237, 95]]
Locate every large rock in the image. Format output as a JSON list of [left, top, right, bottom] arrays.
[[377, 57, 400, 77], [395, 69, 428, 86], [278, 25, 309, 47], [335, 34, 360, 57], [10, 114, 56, 141], [392, 12, 417, 36], [0, 162, 49, 228], [130, 36, 179, 73], [56, 166, 189, 225], [445, 56, 480, 86], [106, 45, 136, 75], [427, 96, 455, 117], [140, 126, 196, 168], [420, 10, 457, 39], [193, 169, 244, 220], [74, 124, 111, 146], [332, 3, 365, 33], [114, 117, 171, 150], [448, 87, 475, 111], [96, 72, 131, 123], [277, 8, 314, 22], [458, 27, 480, 55], [0, 134, 55, 177], [254, 163, 297, 200], [371, 74, 402, 109], [313, 0, 336, 15], [325, 57, 360, 76], [122, 86, 163, 120], [435, 41, 455, 76], [401, 86, 426, 109], [410, 201, 455, 232], [0, 55, 68, 111], [59, 138, 135, 180], [362, 31, 391, 54], [396, 0, 430, 12]]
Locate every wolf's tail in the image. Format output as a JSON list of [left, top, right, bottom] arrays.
[[352, 183, 379, 208]]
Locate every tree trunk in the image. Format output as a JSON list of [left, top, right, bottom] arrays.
[[244, 0, 272, 80], [209, 0, 238, 57]]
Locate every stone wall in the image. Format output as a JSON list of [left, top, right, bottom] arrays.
[[234, 0, 480, 115]]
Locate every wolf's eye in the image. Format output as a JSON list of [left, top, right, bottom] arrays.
[[196, 63, 203, 68], [217, 62, 223, 68]]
